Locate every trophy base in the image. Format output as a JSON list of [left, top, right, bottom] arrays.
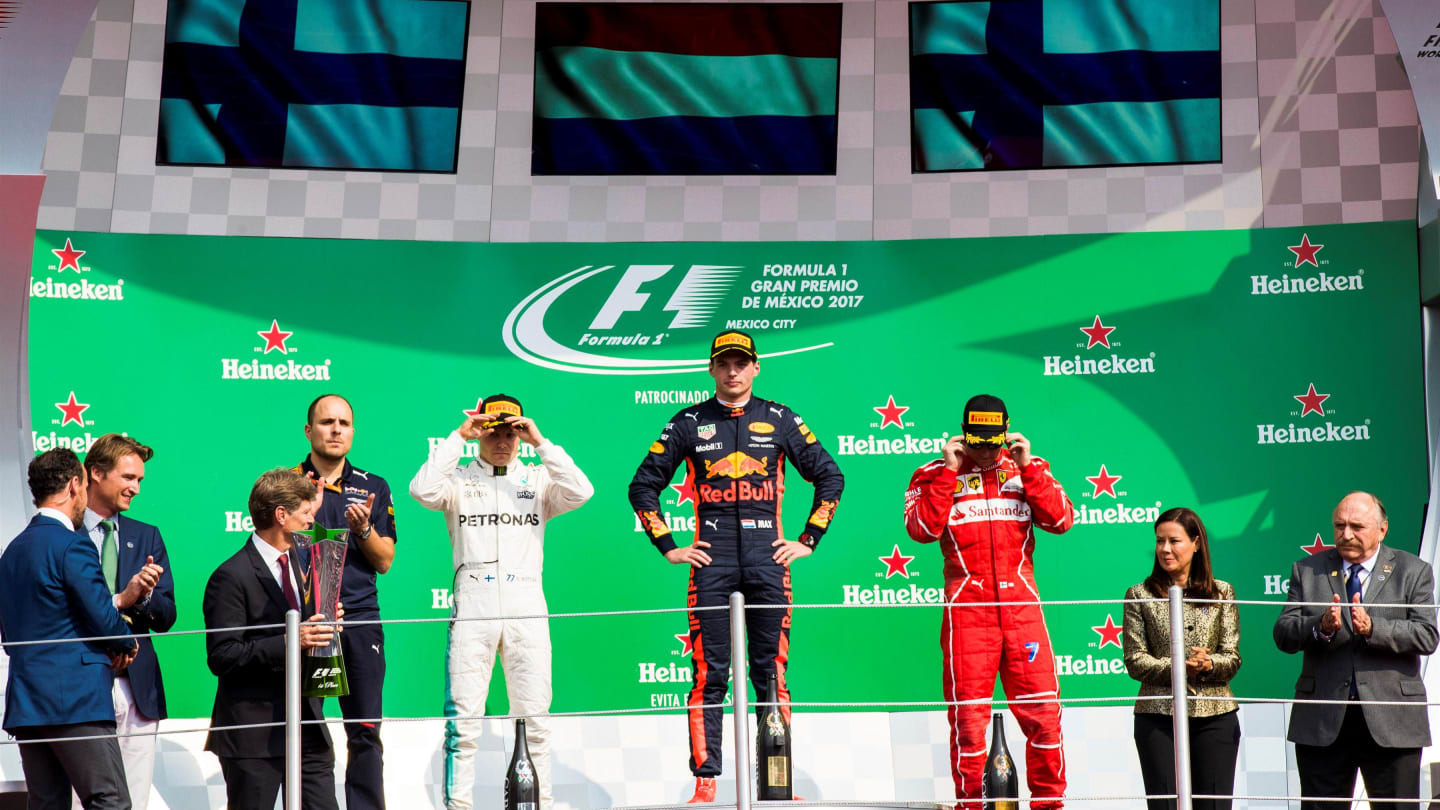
[[302, 654, 350, 698]]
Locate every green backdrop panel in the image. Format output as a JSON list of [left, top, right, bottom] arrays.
[[26, 222, 1423, 720]]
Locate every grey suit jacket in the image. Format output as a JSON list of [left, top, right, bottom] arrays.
[[1273, 544, 1438, 748]]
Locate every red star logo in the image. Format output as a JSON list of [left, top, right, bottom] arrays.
[[1287, 234, 1324, 268], [675, 633, 694, 657], [1092, 614, 1123, 649], [55, 392, 90, 427], [1293, 383, 1330, 418], [669, 478, 696, 507], [1301, 533, 1333, 555], [873, 396, 910, 430], [878, 544, 916, 579], [51, 238, 86, 273], [1085, 464, 1122, 499], [256, 320, 293, 354], [462, 399, 486, 418], [1079, 315, 1116, 349]]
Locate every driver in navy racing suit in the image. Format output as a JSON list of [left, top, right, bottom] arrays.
[[629, 330, 843, 804]]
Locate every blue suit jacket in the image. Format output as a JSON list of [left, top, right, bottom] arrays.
[[0, 514, 136, 731], [115, 514, 177, 720]]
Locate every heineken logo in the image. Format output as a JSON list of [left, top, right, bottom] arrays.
[[54, 391, 92, 428], [1293, 383, 1330, 417], [1084, 464, 1122, 499], [838, 399, 939, 456], [32, 431, 104, 454], [872, 395, 912, 430], [841, 583, 944, 606], [51, 239, 87, 273], [637, 661, 693, 684], [1079, 316, 1116, 349], [1288, 234, 1324, 267], [1301, 533, 1333, 555], [673, 633, 694, 657], [1071, 463, 1157, 525], [32, 238, 126, 302], [1251, 232, 1364, 295], [1257, 385, 1370, 445], [503, 263, 840, 375], [1090, 615, 1123, 649], [877, 544, 917, 579], [1074, 502, 1161, 526], [1044, 316, 1155, 377], [1055, 653, 1124, 676], [221, 321, 333, 381]]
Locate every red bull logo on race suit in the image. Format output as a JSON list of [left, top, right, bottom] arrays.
[[703, 452, 768, 479]]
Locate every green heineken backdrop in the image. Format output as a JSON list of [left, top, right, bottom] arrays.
[[26, 221, 1425, 721]]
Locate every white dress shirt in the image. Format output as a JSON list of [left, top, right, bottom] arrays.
[[249, 533, 302, 599], [37, 506, 75, 531]]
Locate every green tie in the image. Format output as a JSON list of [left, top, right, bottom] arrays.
[[100, 519, 118, 592]]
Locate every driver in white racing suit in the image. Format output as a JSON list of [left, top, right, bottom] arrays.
[[410, 394, 593, 810]]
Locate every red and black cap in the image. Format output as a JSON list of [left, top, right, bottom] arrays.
[[962, 394, 1008, 446], [479, 394, 523, 428], [709, 330, 758, 360]]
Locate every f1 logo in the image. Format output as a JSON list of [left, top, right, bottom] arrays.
[[589, 265, 742, 330]]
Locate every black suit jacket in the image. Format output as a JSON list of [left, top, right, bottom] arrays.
[[203, 539, 331, 758], [115, 514, 177, 720]]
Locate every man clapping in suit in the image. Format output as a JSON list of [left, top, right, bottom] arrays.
[[1274, 491, 1438, 810], [0, 449, 139, 810], [79, 434, 175, 810], [203, 468, 342, 810]]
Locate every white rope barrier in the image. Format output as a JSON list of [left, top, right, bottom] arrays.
[[2, 594, 1425, 649]]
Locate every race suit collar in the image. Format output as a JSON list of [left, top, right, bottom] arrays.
[[475, 456, 509, 477]]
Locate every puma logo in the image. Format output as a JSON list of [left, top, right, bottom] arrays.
[[704, 520, 719, 531], [684, 411, 700, 422], [371, 643, 381, 654]]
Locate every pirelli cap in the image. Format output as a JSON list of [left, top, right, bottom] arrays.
[[709, 330, 758, 360], [479, 394, 523, 428], [962, 394, 1009, 446]]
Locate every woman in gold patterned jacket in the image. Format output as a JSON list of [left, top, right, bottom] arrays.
[[1122, 507, 1241, 810]]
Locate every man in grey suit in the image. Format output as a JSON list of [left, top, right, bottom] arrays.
[[1274, 491, 1438, 810]]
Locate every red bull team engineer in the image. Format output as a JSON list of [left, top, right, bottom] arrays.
[[410, 395, 594, 810], [629, 330, 844, 804], [903, 395, 1075, 810]]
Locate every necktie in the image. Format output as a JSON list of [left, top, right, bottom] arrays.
[[278, 553, 300, 611], [1347, 563, 1364, 698], [99, 519, 118, 592]]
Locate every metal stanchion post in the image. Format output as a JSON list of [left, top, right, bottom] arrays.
[[730, 591, 752, 810], [1168, 585, 1192, 810], [286, 609, 301, 810]]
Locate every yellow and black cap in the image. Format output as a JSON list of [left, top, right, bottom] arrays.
[[962, 394, 1008, 446], [479, 394, 523, 428], [709, 330, 758, 360]]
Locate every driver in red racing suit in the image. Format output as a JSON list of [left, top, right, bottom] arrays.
[[903, 394, 1074, 810]]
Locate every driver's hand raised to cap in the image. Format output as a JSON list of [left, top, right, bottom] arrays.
[[1006, 431, 1032, 467], [457, 415, 490, 441], [942, 436, 968, 472]]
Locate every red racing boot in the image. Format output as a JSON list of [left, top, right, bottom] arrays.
[[687, 777, 717, 803]]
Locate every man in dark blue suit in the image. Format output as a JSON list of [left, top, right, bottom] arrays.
[[0, 449, 140, 810], [81, 435, 175, 810]]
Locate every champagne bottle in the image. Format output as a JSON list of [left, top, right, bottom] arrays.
[[756, 672, 793, 800], [505, 719, 539, 810], [982, 712, 1019, 810]]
